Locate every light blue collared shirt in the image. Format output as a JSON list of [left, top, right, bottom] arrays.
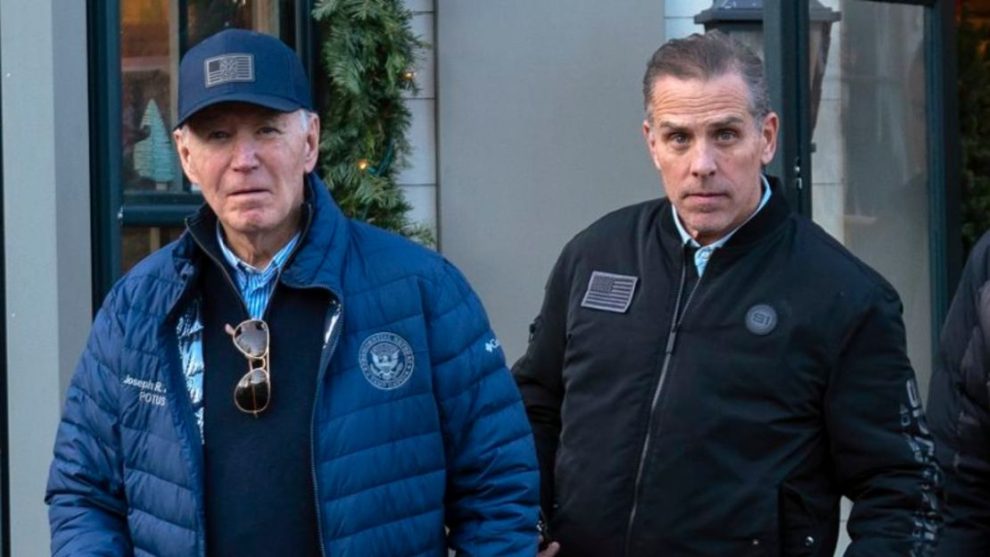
[[672, 175, 772, 276], [216, 224, 301, 319], [175, 226, 301, 440]]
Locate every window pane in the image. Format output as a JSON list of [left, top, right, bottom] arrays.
[[123, 226, 186, 273], [187, 0, 297, 48], [120, 0, 296, 197], [118, 0, 296, 270], [812, 1, 930, 392], [122, 0, 181, 194]]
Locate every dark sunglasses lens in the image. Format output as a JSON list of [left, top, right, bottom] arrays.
[[235, 369, 270, 413], [234, 321, 268, 357]]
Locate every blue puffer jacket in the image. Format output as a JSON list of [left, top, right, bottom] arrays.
[[46, 175, 540, 557]]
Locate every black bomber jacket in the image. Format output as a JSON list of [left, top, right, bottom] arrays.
[[513, 177, 941, 557]]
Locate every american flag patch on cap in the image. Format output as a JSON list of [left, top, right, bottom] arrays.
[[581, 271, 638, 313], [204, 54, 254, 87]]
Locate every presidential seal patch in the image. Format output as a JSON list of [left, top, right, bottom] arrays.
[[359, 332, 415, 390]]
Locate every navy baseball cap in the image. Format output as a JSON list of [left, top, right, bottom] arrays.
[[176, 28, 313, 128]]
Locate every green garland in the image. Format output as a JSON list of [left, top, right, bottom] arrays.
[[959, 8, 990, 255], [312, 0, 433, 245]]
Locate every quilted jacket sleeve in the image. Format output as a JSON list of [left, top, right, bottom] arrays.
[[427, 261, 540, 556], [928, 232, 990, 556], [45, 291, 132, 556], [826, 282, 941, 557]]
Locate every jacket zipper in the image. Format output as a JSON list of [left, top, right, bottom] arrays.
[[624, 253, 703, 556], [195, 253, 339, 556], [204, 244, 338, 556], [185, 237, 250, 557], [186, 206, 332, 554], [189, 237, 252, 318], [310, 296, 343, 557]]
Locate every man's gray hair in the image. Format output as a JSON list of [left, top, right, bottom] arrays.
[[298, 109, 316, 133], [642, 31, 770, 123]]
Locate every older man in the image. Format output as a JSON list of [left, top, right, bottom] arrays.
[[46, 29, 539, 556], [513, 31, 940, 556]]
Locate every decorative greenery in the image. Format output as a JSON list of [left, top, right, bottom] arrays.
[[312, 0, 432, 245], [959, 8, 990, 255]]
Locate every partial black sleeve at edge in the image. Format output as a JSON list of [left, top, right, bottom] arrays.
[[928, 231, 990, 556], [512, 249, 572, 517]]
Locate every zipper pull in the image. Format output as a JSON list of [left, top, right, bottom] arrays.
[[665, 327, 678, 355]]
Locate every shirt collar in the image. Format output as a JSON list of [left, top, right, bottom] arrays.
[[672, 174, 772, 249], [216, 223, 300, 285]]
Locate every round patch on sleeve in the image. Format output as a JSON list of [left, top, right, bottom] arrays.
[[745, 304, 778, 336], [359, 332, 415, 390]]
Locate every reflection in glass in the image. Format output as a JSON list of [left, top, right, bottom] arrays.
[[186, 1, 295, 48], [120, 0, 295, 196], [812, 1, 930, 393], [122, 0, 180, 194]]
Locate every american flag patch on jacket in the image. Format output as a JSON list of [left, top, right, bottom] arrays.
[[581, 271, 638, 313], [204, 54, 254, 87]]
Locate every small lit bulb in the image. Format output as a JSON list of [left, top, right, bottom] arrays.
[[403, 70, 415, 82], [357, 159, 370, 171]]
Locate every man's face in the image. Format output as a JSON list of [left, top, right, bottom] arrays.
[[174, 103, 320, 241], [643, 71, 778, 245]]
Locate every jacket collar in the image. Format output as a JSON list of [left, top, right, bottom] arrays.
[[278, 173, 348, 295], [658, 174, 791, 256], [168, 173, 348, 317]]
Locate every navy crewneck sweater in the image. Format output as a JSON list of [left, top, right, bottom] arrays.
[[199, 243, 327, 557]]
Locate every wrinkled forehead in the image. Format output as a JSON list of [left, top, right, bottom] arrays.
[[655, 114, 750, 133], [647, 73, 756, 124]]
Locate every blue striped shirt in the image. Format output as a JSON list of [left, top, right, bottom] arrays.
[[216, 224, 301, 319], [176, 226, 301, 440], [672, 175, 772, 277]]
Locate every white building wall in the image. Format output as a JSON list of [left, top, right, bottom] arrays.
[[664, 0, 704, 39], [436, 0, 666, 360], [1, 0, 93, 554], [400, 0, 438, 237]]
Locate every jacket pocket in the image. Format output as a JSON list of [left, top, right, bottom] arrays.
[[778, 483, 837, 557]]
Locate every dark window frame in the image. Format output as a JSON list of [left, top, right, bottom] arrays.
[[89, 0, 123, 309], [928, 0, 963, 349]]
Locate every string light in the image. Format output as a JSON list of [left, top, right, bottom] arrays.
[[402, 70, 415, 82], [357, 159, 370, 171]]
